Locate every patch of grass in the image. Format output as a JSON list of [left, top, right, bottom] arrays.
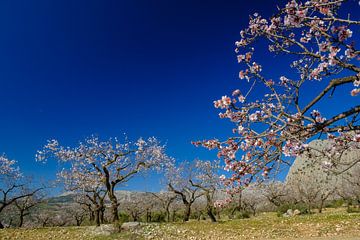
[[1, 208, 359, 240]]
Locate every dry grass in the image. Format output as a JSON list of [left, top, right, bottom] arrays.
[[0, 208, 359, 240]]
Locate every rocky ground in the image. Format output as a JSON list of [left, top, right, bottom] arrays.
[[0, 209, 359, 240]]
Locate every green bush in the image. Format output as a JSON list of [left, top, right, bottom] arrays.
[[346, 207, 360, 213], [118, 212, 130, 223], [151, 211, 166, 222], [325, 199, 344, 208], [190, 211, 203, 220], [170, 212, 184, 222], [235, 211, 250, 219]]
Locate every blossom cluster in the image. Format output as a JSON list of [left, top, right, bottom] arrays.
[[194, 0, 359, 193], [37, 136, 173, 193], [0, 155, 21, 179]]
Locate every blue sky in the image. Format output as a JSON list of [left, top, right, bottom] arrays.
[[0, 0, 358, 192]]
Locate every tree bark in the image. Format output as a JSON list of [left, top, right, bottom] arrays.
[[205, 192, 216, 222], [184, 203, 191, 222], [103, 166, 119, 223], [94, 209, 100, 227], [166, 208, 170, 222], [207, 206, 216, 222], [107, 188, 119, 222], [89, 210, 95, 222], [318, 200, 325, 213], [100, 207, 105, 224], [172, 210, 176, 222], [18, 211, 24, 227]]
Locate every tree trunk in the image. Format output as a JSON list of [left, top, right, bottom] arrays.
[[0, 221, 4, 229], [109, 195, 119, 222], [89, 210, 95, 222], [76, 219, 81, 226], [207, 206, 216, 222], [100, 207, 105, 224], [205, 192, 216, 222], [183, 204, 191, 222], [166, 209, 170, 222], [42, 220, 47, 227], [172, 210, 176, 222], [18, 212, 24, 227], [318, 199, 325, 213], [94, 209, 101, 227]]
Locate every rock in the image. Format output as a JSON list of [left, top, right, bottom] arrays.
[[90, 224, 118, 236], [283, 209, 296, 217], [293, 209, 301, 216], [286, 209, 294, 216], [121, 221, 141, 231]]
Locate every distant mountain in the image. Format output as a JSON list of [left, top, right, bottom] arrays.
[[286, 139, 360, 195]]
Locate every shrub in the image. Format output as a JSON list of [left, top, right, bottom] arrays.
[[235, 211, 250, 219], [118, 212, 130, 223], [346, 207, 360, 213], [151, 211, 166, 222], [325, 199, 344, 208], [171, 212, 184, 222]]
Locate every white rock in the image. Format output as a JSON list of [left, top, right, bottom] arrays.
[[121, 221, 141, 231]]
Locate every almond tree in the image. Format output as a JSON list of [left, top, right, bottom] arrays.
[[194, 0, 360, 192], [337, 163, 360, 209], [84, 189, 107, 225], [189, 159, 222, 222], [59, 168, 107, 226], [261, 181, 289, 208], [14, 190, 43, 227], [0, 155, 42, 228], [166, 162, 203, 222], [37, 136, 173, 223], [151, 191, 177, 222], [123, 196, 146, 222]]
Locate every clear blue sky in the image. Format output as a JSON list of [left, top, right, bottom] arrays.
[[0, 0, 358, 192]]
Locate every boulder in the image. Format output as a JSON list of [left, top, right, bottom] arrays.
[[286, 209, 294, 216], [121, 222, 141, 231], [283, 209, 295, 217], [91, 224, 118, 236], [293, 209, 301, 216]]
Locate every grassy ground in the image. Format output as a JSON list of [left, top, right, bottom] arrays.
[[1, 208, 359, 240]]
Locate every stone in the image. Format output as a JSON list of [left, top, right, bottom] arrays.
[[286, 209, 294, 216], [293, 209, 301, 216], [90, 224, 118, 236], [121, 221, 141, 231], [283, 213, 290, 218]]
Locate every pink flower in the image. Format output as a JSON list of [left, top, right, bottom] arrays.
[[354, 80, 360, 87], [214, 96, 232, 109], [238, 95, 246, 103], [232, 89, 241, 96], [351, 88, 360, 96], [345, 48, 356, 59], [239, 70, 245, 79]]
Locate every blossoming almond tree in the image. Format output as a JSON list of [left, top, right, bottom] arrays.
[[166, 162, 204, 222], [194, 0, 360, 193], [189, 159, 222, 222], [37, 136, 173, 223], [0, 155, 43, 228], [59, 168, 107, 226]]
